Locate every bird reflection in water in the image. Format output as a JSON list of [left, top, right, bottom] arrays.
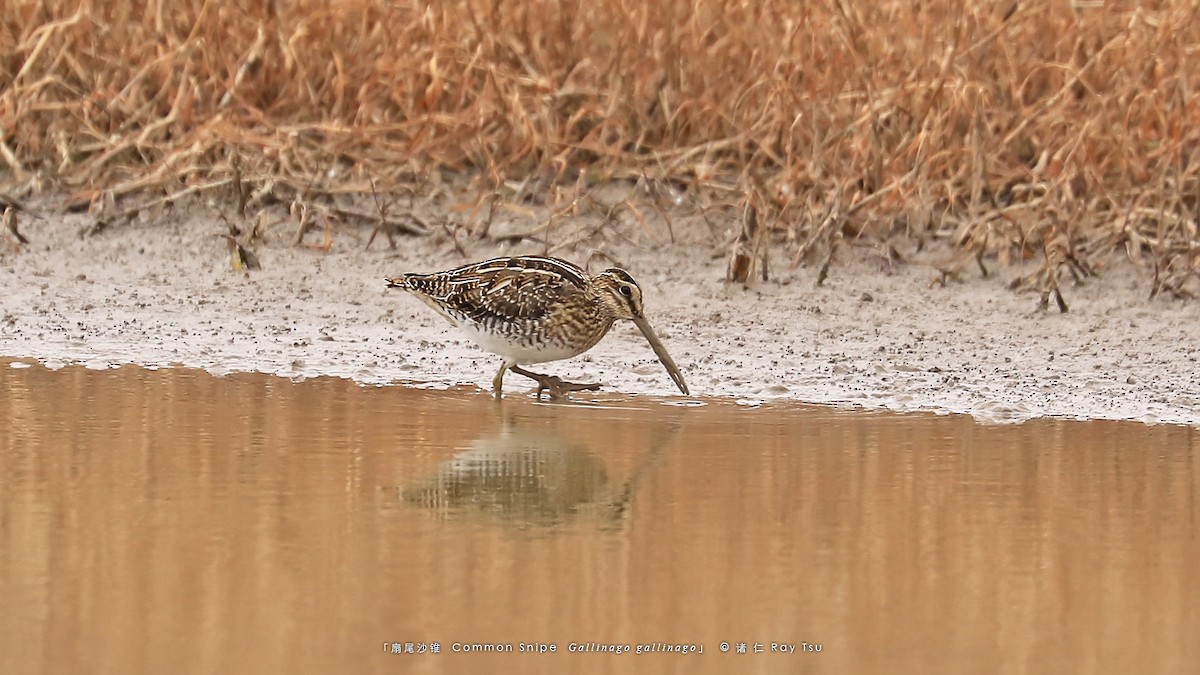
[[400, 405, 681, 529]]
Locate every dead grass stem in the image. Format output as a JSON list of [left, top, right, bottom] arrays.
[[2, 0, 1199, 292]]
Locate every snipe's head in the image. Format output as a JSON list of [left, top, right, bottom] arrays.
[[593, 268, 644, 320], [592, 268, 689, 396]]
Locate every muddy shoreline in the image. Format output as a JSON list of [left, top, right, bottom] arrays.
[[2, 199, 1197, 426]]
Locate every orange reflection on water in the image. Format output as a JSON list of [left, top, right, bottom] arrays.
[[0, 360, 1197, 674]]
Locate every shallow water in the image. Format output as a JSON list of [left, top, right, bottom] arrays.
[[1, 359, 1197, 674]]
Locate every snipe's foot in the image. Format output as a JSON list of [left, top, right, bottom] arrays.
[[510, 366, 601, 400]]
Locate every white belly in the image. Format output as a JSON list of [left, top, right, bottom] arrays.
[[460, 323, 585, 365]]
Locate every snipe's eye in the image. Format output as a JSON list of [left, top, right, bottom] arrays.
[[619, 285, 633, 297]]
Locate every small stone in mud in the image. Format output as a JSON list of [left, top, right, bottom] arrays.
[[1126, 375, 1137, 385], [860, 292, 874, 302]]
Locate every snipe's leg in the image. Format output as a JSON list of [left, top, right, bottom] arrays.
[[510, 365, 601, 400], [493, 360, 514, 399]]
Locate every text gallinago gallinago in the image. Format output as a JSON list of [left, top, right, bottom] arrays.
[[385, 255, 689, 399]]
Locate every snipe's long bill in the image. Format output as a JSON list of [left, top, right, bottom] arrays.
[[385, 255, 689, 399]]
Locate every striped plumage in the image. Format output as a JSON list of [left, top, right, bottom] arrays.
[[385, 256, 689, 398]]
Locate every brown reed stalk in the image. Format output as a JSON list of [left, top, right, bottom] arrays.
[[0, 0, 1197, 293]]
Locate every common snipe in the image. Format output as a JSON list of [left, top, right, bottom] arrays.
[[385, 255, 689, 399]]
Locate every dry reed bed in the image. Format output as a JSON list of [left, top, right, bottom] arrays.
[[1, 1, 1199, 297]]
